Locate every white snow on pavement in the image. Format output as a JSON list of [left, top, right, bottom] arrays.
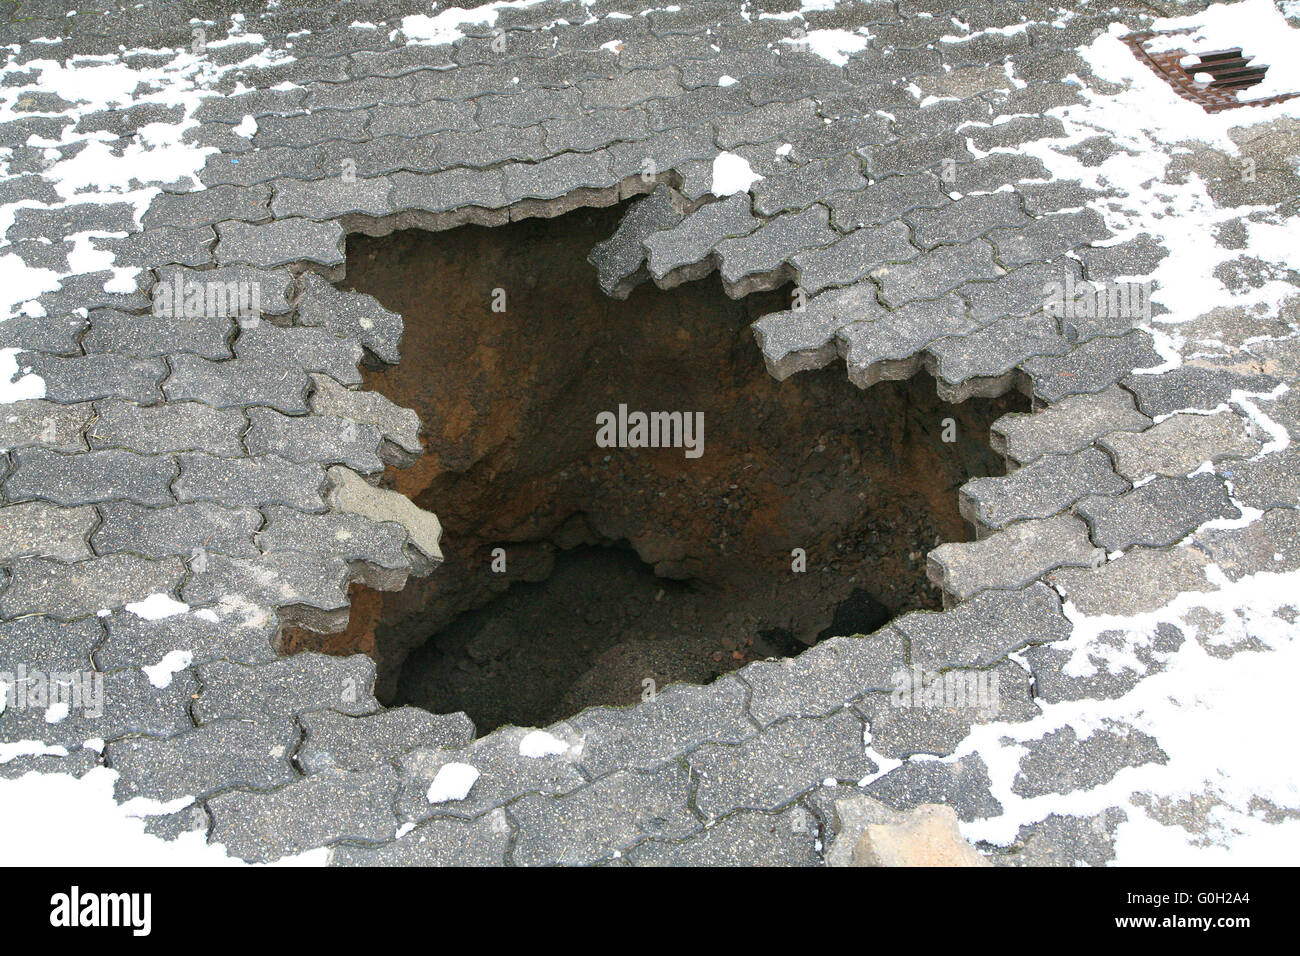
[[519, 729, 569, 758], [934, 3, 1300, 862], [141, 651, 194, 690], [711, 151, 762, 195], [427, 762, 481, 803], [0, 767, 327, 866], [124, 594, 190, 621]]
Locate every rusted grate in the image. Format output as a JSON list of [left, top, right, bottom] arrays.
[[1124, 30, 1300, 113]]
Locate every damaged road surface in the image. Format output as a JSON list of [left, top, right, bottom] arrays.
[[0, 0, 1298, 878], [287, 206, 1021, 731]]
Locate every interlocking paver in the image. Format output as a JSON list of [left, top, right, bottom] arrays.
[[164, 355, 312, 414], [0, 400, 92, 454], [194, 654, 380, 724], [928, 514, 1105, 601], [1195, 507, 1300, 581], [0, 502, 96, 563], [872, 239, 1002, 306], [215, 218, 345, 270], [1076, 474, 1241, 551], [644, 192, 761, 284], [296, 273, 405, 365], [3, 0, 1293, 870], [863, 753, 1003, 822], [839, 294, 978, 388], [298, 708, 475, 774], [88, 400, 246, 457], [572, 676, 757, 778], [396, 726, 587, 824], [1100, 411, 1261, 480], [234, 324, 365, 387], [93, 500, 261, 560], [987, 209, 1110, 267], [792, 220, 917, 294], [257, 506, 409, 570], [959, 448, 1129, 532], [1012, 725, 1168, 798], [97, 608, 279, 671], [689, 710, 876, 818], [4, 447, 177, 507], [173, 453, 327, 512], [626, 806, 819, 866], [589, 185, 684, 298], [826, 172, 949, 230], [991, 386, 1152, 467], [1047, 546, 1213, 618], [509, 763, 698, 866], [750, 153, 867, 216], [307, 374, 423, 457], [331, 812, 511, 866], [1021, 330, 1163, 403], [269, 176, 394, 221], [0, 554, 184, 620], [715, 203, 838, 292], [19, 354, 166, 404], [1122, 365, 1281, 418], [81, 309, 232, 361], [896, 583, 1071, 671], [208, 766, 401, 863], [108, 717, 300, 802], [905, 191, 1029, 248]]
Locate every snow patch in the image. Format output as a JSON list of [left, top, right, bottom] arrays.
[[0, 348, 46, 403], [0, 767, 327, 865], [395, 1, 547, 46], [427, 762, 480, 803], [519, 730, 568, 758], [142, 651, 193, 689], [711, 151, 762, 195], [783, 28, 871, 67], [124, 593, 189, 621]]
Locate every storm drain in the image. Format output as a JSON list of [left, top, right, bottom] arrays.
[[1125, 30, 1300, 111], [282, 202, 1028, 734]]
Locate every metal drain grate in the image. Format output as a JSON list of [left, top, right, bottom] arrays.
[[1124, 30, 1300, 112]]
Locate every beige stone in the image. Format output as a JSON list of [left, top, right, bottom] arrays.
[[325, 465, 444, 564], [828, 796, 989, 867]]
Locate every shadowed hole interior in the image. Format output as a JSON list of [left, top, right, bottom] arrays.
[[280, 202, 1029, 735]]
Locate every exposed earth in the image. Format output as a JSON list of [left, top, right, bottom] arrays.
[[282, 207, 1022, 720], [1, 0, 1298, 868]]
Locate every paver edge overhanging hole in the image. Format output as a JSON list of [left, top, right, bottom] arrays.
[[2, 0, 1293, 866]]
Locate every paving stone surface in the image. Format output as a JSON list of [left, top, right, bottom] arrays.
[[1012, 724, 1169, 798], [1076, 474, 1241, 551], [107, 717, 300, 802], [1099, 411, 1261, 480], [928, 514, 1105, 602], [990, 387, 1152, 467], [0, 0, 1296, 868]]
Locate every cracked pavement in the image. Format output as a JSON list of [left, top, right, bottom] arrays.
[[1, 0, 1298, 866]]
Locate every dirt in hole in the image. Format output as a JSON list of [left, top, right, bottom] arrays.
[[283, 202, 1029, 734], [395, 543, 893, 733]]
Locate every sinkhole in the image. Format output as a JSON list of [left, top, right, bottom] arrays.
[[284, 201, 1028, 735]]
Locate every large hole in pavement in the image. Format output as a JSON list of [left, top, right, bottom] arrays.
[[283, 202, 1028, 735]]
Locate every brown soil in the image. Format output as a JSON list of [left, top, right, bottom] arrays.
[[283, 202, 1027, 733]]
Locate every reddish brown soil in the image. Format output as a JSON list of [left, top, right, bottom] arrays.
[[284, 203, 1027, 731]]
